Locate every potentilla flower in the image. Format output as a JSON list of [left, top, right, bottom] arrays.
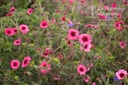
[[5, 28, 14, 36], [111, 3, 117, 9], [119, 41, 126, 49], [9, 7, 16, 12], [84, 75, 90, 83], [68, 29, 79, 40], [80, 43, 92, 52], [27, 8, 34, 15], [12, 27, 17, 34], [13, 39, 21, 46], [10, 60, 20, 69], [79, 34, 92, 45], [19, 24, 29, 34], [92, 82, 97, 85], [104, 6, 109, 12], [62, 16, 66, 21], [58, 54, 63, 60], [69, 0, 74, 4], [77, 64, 87, 75], [22, 56, 31, 68], [40, 20, 49, 29], [98, 14, 106, 20], [84, 24, 94, 28], [116, 69, 127, 80], [39, 61, 51, 74], [117, 14, 122, 18], [81, 0, 85, 4]]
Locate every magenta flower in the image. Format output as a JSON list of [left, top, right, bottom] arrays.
[[92, 82, 97, 85], [5, 28, 14, 36], [79, 34, 92, 45], [10, 60, 20, 69], [84, 75, 90, 83], [111, 3, 117, 9], [80, 43, 92, 52], [19, 24, 29, 34], [116, 69, 127, 80], [39, 61, 51, 74], [22, 56, 31, 68], [77, 64, 87, 75], [40, 20, 49, 29], [68, 29, 79, 40], [9, 6, 16, 12], [119, 41, 126, 49], [12, 27, 18, 34], [27, 8, 34, 15], [13, 39, 21, 46]]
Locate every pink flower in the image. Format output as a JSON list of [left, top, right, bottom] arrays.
[[19, 24, 29, 34], [27, 8, 34, 15], [111, 3, 117, 9], [12, 27, 18, 34], [9, 7, 16, 12], [92, 82, 97, 85], [84, 24, 94, 28], [117, 14, 122, 18], [5, 28, 14, 36], [84, 75, 90, 83], [22, 56, 31, 68], [119, 41, 126, 49], [39, 61, 51, 74], [68, 29, 79, 40], [79, 34, 92, 45], [80, 43, 92, 52], [98, 14, 106, 20], [58, 54, 63, 60], [40, 20, 49, 29], [104, 6, 109, 12], [69, 0, 74, 4], [13, 39, 21, 46], [77, 64, 87, 75], [81, 0, 85, 4], [10, 60, 20, 69], [116, 69, 127, 80]]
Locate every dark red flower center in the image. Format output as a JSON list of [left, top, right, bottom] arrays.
[[121, 43, 125, 46], [7, 30, 11, 34], [14, 29, 17, 33], [120, 73, 124, 78], [13, 62, 17, 66], [22, 27, 26, 30], [82, 36, 88, 42], [16, 41, 20, 43], [24, 59, 28, 64], [42, 23, 47, 26], [43, 64, 46, 67], [70, 31, 76, 37], [84, 45, 88, 49], [79, 68, 84, 72]]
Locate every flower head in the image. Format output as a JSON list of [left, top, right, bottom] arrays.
[[80, 43, 92, 52], [22, 56, 31, 68], [77, 64, 87, 75], [39, 61, 51, 74], [119, 41, 126, 49], [13, 39, 21, 46], [68, 29, 79, 40], [79, 34, 92, 45], [111, 3, 117, 9], [116, 69, 127, 80], [5, 28, 14, 36], [40, 20, 49, 29], [19, 24, 29, 34], [27, 8, 34, 15], [84, 75, 90, 83], [10, 60, 20, 69]]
